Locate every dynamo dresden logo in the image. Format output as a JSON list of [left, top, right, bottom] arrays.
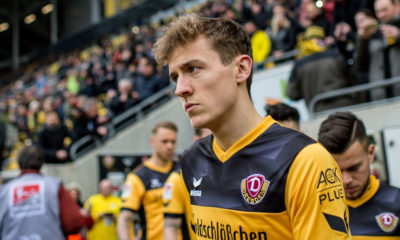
[[241, 174, 270, 205], [376, 212, 399, 233]]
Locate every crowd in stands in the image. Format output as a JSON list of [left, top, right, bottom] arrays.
[[1, 0, 400, 171]]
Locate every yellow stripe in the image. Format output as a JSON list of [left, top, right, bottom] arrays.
[[144, 160, 173, 174], [347, 175, 380, 208], [212, 116, 276, 162]]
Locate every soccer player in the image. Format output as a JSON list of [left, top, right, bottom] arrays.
[[163, 128, 212, 240], [154, 14, 351, 239], [117, 121, 179, 240], [318, 111, 400, 238]]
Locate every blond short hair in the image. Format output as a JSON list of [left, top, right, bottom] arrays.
[[154, 14, 253, 97]]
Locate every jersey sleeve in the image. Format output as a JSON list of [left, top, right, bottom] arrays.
[[163, 171, 186, 216], [120, 173, 146, 211], [285, 143, 351, 240]]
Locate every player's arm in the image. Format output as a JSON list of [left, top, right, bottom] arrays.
[[164, 216, 182, 240], [163, 172, 186, 240], [117, 209, 135, 240], [286, 143, 351, 240], [118, 173, 145, 240]]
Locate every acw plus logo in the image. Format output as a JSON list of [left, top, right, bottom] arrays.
[[241, 174, 269, 205]]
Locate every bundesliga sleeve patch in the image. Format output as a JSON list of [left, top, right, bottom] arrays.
[[241, 174, 270, 205], [376, 212, 399, 233]]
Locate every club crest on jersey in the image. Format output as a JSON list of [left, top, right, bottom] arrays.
[[376, 212, 399, 233], [241, 174, 269, 205]]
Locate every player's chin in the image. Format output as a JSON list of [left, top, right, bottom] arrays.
[[189, 116, 208, 129]]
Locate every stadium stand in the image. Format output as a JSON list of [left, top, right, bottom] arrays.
[[1, 0, 400, 202]]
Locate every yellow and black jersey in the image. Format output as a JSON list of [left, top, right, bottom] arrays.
[[163, 171, 194, 240], [180, 116, 351, 240], [347, 175, 400, 239], [121, 160, 180, 240]]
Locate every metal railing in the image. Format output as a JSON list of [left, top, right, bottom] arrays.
[[69, 85, 175, 160], [308, 76, 400, 118]]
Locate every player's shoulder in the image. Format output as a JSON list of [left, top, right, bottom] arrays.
[[376, 182, 400, 205]]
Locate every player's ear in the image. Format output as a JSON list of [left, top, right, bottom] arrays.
[[235, 55, 252, 84], [367, 144, 375, 163]]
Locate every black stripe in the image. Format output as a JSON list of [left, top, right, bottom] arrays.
[[164, 213, 184, 218], [323, 212, 347, 234]]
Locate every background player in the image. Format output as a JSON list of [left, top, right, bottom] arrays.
[[117, 121, 179, 240], [318, 111, 400, 238]]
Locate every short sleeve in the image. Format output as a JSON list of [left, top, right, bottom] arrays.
[[163, 172, 186, 216], [285, 143, 351, 240], [120, 173, 146, 211]]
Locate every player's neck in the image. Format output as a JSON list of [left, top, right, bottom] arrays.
[[213, 101, 263, 151], [148, 155, 170, 168]]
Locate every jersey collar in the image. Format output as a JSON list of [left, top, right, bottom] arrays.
[[144, 160, 173, 173], [347, 175, 380, 208], [212, 116, 275, 163]]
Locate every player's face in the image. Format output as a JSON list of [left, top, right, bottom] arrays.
[[168, 36, 240, 130], [151, 127, 177, 162], [332, 141, 374, 200]]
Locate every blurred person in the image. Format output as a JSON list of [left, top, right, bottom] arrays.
[[265, 102, 300, 131], [163, 128, 212, 240], [134, 56, 167, 102], [354, 0, 400, 100], [0, 118, 5, 169], [318, 111, 400, 238], [38, 111, 72, 163], [108, 79, 137, 116], [154, 14, 350, 239], [84, 179, 120, 240], [267, 3, 297, 57], [10, 103, 32, 141], [71, 98, 108, 141], [287, 25, 360, 112], [0, 145, 85, 239], [66, 182, 84, 208], [305, 0, 332, 36], [118, 121, 179, 240]]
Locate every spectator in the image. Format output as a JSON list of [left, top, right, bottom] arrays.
[[305, 0, 332, 36], [267, 3, 297, 57], [108, 79, 137, 116], [38, 111, 72, 163], [354, 0, 400, 100], [318, 111, 400, 237], [134, 57, 166, 102], [0, 145, 85, 239], [66, 182, 84, 208], [0, 119, 5, 169], [118, 121, 180, 240], [84, 179, 121, 240], [287, 25, 360, 112], [265, 102, 300, 130], [71, 98, 108, 141]]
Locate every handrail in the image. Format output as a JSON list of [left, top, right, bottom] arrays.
[[69, 85, 175, 160], [308, 76, 400, 118]]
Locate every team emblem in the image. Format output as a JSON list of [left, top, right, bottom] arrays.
[[241, 174, 269, 205], [376, 212, 399, 232]]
